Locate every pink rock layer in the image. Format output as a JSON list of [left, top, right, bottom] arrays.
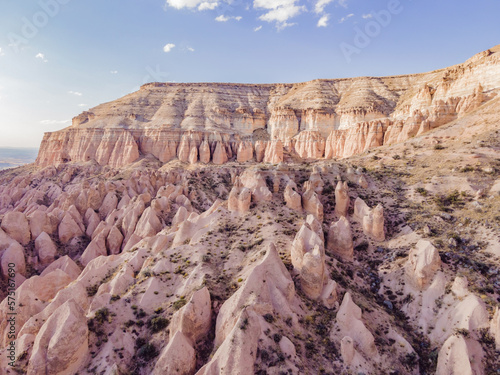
[[36, 46, 500, 168]]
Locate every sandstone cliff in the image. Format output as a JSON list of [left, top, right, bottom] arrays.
[[36, 45, 500, 168]]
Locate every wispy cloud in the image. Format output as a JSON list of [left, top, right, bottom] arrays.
[[35, 53, 48, 62], [198, 1, 218, 10], [215, 15, 242, 22], [40, 119, 70, 125], [166, 0, 205, 9], [362, 13, 373, 19], [68, 91, 83, 96], [339, 13, 354, 23], [0, 48, 4, 57], [317, 14, 329, 27], [110, 70, 118, 74], [163, 43, 176, 53], [187, 47, 195, 52], [314, 0, 333, 14], [254, 25, 263, 31], [254, 0, 305, 30], [315, 0, 347, 14], [78, 104, 87, 107]]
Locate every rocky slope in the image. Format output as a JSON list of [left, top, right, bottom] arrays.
[[0, 45, 499, 375], [36, 46, 500, 168]]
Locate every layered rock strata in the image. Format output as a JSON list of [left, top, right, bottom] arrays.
[[36, 46, 500, 168]]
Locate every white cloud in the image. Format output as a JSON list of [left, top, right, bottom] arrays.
[[68, 91, 83, 96], [110, 70, 118, 74], [254, 0, 305, 29], [362, 13, 373, 19], [314, 0, 333, 14], [40, 120, 70, 125], [215, 15, 242, 22], [317, 14, 329, 27], [315, 0, 347, 14], [254, 25, 263, 31], [166, 0, 205, 9], [198, 1, 218, 10], [163, 43, 176, 53], [35, 53, 48, 62], [258, 5, 303, 23], [0, 48, 4, 57], [187, 47, 195, 52], [339, 13, 354, 23], [78, 104, 87, 107]]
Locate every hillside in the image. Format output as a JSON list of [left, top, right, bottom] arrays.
[[0, 45, 499, 375]]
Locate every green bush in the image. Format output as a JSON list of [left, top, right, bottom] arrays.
[[172, 297, 187, 311], [137, 342, 158, 361], [94, 307, 110, 324], [148, 316, 169, 333]]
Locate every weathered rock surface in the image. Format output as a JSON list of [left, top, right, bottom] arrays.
[[436, 335, 476, 375], [0, 44, 499, 375], [336, 292, 377, 357], [35, 232, 58, 266], [153, 331, 196, 375], [334, 181, 350, 217], [170, 287, 212, 344], [405, 240, 441, 290], [353, 198, 385, 241], [284, 183, 302, 211], [27, 299, 88, 375], [1, 212, 30, 245], [58, 212, 84, 244], [302, 187, 324, 221], [35, 46, 500, 168], [362, 204, 385, 241], [228, 177, 252, 214], [239, 169, 272, 202], [327, 216, 353, 260]]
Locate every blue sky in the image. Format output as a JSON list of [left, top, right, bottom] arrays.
[[0, 0, 499, 148]]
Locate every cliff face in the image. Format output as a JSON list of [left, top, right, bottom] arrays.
[[37, 45, 500, 167]]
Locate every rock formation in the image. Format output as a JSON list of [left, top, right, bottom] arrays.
[[353, 198, 385, 241], [327, 216, 353, 260], [302, 184, 324, 221], [405, 240, 441, 290], [284, 182, 302, 211], [228, 177, 252, 214], [336, 292, 377, 357], [0, 44, 499, 375], [34, 46, 500, 168], [334, 181, 350, 217]]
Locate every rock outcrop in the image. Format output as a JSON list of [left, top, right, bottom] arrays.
[[327, 216, 353, 260], [436, 335, 478, 375], [334, 181, 350, 217], [405, 240, 441, 290], [239, 169, 272, 202], [35, 46, 500, 168], [284, 182, 302, 211], [228, 177, 252, 214], [302, 186, 324, 222], [1, 212, 31, 245], [27, 299, 89, 375], [354, 198, 385, 241], [336, 292, 377, 357]]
